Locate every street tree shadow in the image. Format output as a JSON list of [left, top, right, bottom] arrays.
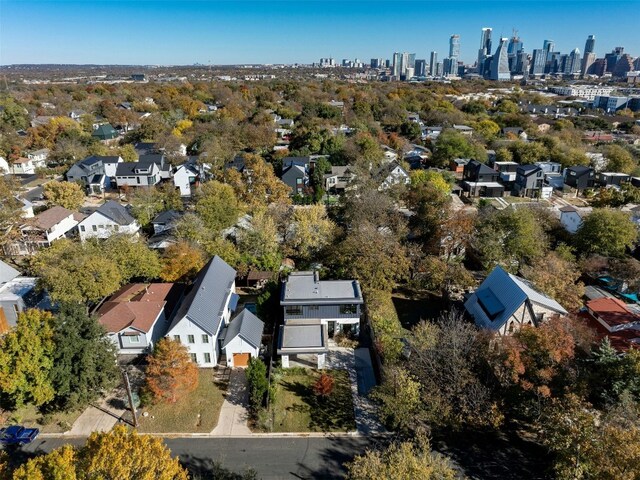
[[179, 455, 257, 480]]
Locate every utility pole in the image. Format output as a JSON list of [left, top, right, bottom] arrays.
[[122, 368, 138, 428]]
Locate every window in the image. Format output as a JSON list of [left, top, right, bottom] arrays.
[[339, 304, 358, 315], [188, 335, 195, 344], [80, 225, 85, 232], [98, 225, 104, 230], [173, 335, 181, 342], [129, 335, 140, 343], [92, 225, 97, 232], [114, 225, 119, 231], [190, 353, 197, 363], [136, 177, 141, 184], [285, 306, 303, 316], [202, 335, 209, 343], [204, 353, 211, 363]]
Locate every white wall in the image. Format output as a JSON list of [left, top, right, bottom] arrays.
[[78, 212, 139, 241], [167, 318, 218, 367], [224, 336, 259, 367], [560, 211, 582, 234], [46, 214, 78, 243]]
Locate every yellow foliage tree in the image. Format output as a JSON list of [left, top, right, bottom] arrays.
[[43, 180, 85, 210], [160, 241, 206, 282], [12, 445, 78, 480]]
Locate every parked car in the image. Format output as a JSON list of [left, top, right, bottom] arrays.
[[0, 425, 40, 445]]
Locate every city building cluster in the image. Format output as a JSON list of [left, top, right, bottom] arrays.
[[318, 27, 640, 83]]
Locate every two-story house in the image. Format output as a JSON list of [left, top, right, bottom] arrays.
[[595, 172, 631, 188], [464, 266, 568, 335], [0, 260, 47, 333], [281, 157, 310, 196], [323, 166, 356, 193], [77, 201, 140, 241], [493, 161, 519, 189], [513, 164, 544, 198], [462, 160, 505, 197], [165, 256, 261, 367], [4, 206, 81, 256], [66, 155, 123, 193], [559, 205, 585, 234], [278, 271, 363, 368], [173, 163, 199, 196], [97, 283, 182, 355], [9, 158, 38, 175], [377, 162, 410, 190], [564, 166, 595, 194], [114, 155, 172, 188]]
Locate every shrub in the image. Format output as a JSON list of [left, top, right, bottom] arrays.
[[246, 358, 269, 416], [313, 373, 335, 398]]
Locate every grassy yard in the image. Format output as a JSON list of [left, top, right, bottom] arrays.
[[266, 369, 356, 433], [136, 370, 225, 433], [0, 404, 83, 433]]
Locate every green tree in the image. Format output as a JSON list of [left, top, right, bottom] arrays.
[[246, 357, 268, 416], [372, 366, 422, 432], [286, 205, 336, 260], [0, 309, 55, 408], [42, 181, 85, 210], [47, 303, 118, 411], [605, 144, 636, 174], [237, 208, 281, 271], [118, 143, 139, 162], [575, 209, 638, 258], [432, 129, 475, 168], [346, 435, 456, 480], [195, 180, 242, 233], [100, 234, 162, 281]]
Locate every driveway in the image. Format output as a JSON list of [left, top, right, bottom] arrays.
[[327, 347, 385, 436], [67, 394, 127, 435], [211, 369, 252, 436]]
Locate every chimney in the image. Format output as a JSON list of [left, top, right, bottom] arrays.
[[313, 271, 319, 284]]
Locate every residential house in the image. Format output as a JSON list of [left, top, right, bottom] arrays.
[[0, 260, 47, 333], [9, 158, 38, 175], [66, 155, 123, 193], [559, 205, 585, 234], [464, 266, 568, 335], [114, 155, 172, 188], [424, 126, 443, 140], [502, 127, 528, 140], [493, 161, 519, 188], [564, 166, 595, 193], [0, 157, 9, 175], [535, 161, 562, 174], [92, 123, 119, 141], [221, 309, 265, 367], [453, 124, 474, 136], [582, 297, 640, 352], [165, 256, 241, 367], [279, 271, 363, 368], [545, 173, 565, 190], [513, 164, 544, 197], [450, 158, 470, 175], [77, 201, 140, 241], [173, 163, 199, 196], [323, 166, 356, 193], [4, 206, 81, 256], [377, 161, 410, 190], [27, 149, 49, 164], [595, 172, 630, 188], [381, 145, 398, 162], [69, 109, 85, 121], [281, 157, 310, 196], [462, 160, 505, 197], [97, 283, 182, 355], [148, 210, 182, 249]]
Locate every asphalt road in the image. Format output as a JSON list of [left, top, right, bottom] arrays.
[[13, 436, 380, 479]]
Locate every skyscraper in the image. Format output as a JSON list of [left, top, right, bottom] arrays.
[[478, 28, 492, 76], [392, 52, 401, 77], [507, 31, 524, 74], [443, 57, 457, 77], [449, 35, 460, 59], [531, 49, 546, 75], [565, 48, 581, 75], [490, 38, 511, 80], [429, 51, 438, 76], [414, 59, 427, 77], [584, 35, 596, 55]]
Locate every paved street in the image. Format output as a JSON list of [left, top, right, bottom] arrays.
[[17, 436, 380, 479]]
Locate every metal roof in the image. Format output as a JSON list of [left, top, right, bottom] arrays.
[[95, 201, 136, 225], [222, 309, 264, 349], [0, 260, 20, 286], [167, 256, 236, 336], [281, 271, 363, 305]]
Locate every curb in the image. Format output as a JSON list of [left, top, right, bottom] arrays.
[[38, 430, 396, 440]]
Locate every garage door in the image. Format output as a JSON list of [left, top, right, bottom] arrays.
[[233, 353, 250, 367]]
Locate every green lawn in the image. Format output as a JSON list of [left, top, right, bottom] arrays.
[[268, 369, 356, 433], [136, 370, 225, 433], [1, 404, 82, 433]]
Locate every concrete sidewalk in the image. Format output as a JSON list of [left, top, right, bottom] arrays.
[[211, 369, 252, 436], [68, 395, 126, 435]]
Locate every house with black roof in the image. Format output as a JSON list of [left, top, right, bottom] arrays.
[[462, 160, 505, 197], [66, 155, 123, 193], [564, 166, 595, 193], [513, 164, 544, 197], [114, 154, 172, 188]]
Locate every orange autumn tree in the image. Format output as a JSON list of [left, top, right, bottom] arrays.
[[313, 372, 335, 398], [145, 338, 198, 404], [490, 317, 577, 400], [159, 241, 206, 282]]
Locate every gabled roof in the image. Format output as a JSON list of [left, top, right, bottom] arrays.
[[94, 201, 135, 225], [223, 309, 264, 349], [464, 266, 568, 331], [586, 297, 638, 328], [0, 260, 20, 286], [152, 210, 182, 225], [92, 123, 118, 140], [567, 165, 592, 175], [167, 256, 237, 336], [518, 164, 541, 175], [32, 206, 74, 230]]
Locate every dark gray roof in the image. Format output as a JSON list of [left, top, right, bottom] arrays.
[[96, 201, 136, 225], [223, 309, 264, 349], [152, 210, 182, 225], [0, 260, 20, 286], [168, 256, 237, 336]]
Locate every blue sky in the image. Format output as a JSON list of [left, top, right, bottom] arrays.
[[1, 0, 638, 65]]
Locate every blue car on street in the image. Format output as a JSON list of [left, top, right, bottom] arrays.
[[0, 425, 40, 445]]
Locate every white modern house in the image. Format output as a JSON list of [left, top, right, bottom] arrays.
[[77, 201, 140, 241], [278, 271, 363, 368], [0, 260, 47, 333], [114, 154, 172, 188], [165, 256, 241, 367], [221, 309, 265, 367], [173, 163, 199, 196], [559, 205, 584, 234]]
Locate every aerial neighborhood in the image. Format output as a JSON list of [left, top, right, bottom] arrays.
[[1, 22, 640, 480]]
